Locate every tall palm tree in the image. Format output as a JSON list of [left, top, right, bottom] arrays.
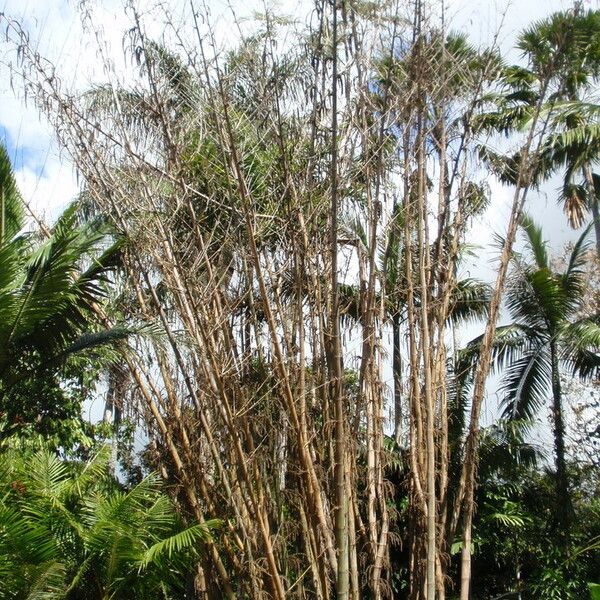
[[475, 9, 600, 259], [492, 8, 600, 256], [463, 215, 600, 536], [528, 7, 600, 259]]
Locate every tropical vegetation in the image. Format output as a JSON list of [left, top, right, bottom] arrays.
[[0, 2, 599, 599]]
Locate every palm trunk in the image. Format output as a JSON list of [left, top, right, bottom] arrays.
[[393, 311, 403, 444], [549, 340, 571, 541]]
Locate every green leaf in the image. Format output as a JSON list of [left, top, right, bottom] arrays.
[[140, 521, 220, 567], [0, 143, 25, 243], [24, 561, 66, 600]]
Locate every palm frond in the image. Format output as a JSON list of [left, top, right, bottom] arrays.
[[61, 445, 112, 498], [0, 504, 58, 565], [562, 222, 593, 305], [565, 346, 600, 381], [24, 561, 66, 600], [519, 214, 548, 269], [500, 345, 552, 421], [505, 267, 566, 330], [0, 445, 202, 599], [542, 122, 600, 169], [447, 354, 474, 444], [560, 316, 600, 380], [23, 451, 70, 495], [82, 85, 155, 135], [58, 328, 134, 358], [477, 145, 521, 185], [458, 324, 538, 378], [473, 104, 535, 136], [1, 208, 125, 371], [140, 521, 219, 567], [478, 419, 543, 477], [83, 472, 163, 534], [447, 278, 491, 325], [560, 183, 587, 228], [0, 143, 25, 242]]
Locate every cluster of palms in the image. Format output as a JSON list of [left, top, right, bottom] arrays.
[[480, 8, 600, 537]]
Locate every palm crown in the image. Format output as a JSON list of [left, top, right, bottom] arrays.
[[0, 143, 129, 444], [497, 215, 600, 422]]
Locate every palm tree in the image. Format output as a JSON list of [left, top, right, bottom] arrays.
[[0, 143, 129, 445], [463, 215, 600, 537], [492, 8, 600, 256], [528, 7, 600, 259], [474, 8, 600, 260]]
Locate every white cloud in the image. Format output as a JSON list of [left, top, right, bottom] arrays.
[[15, 156, 80, 224]]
